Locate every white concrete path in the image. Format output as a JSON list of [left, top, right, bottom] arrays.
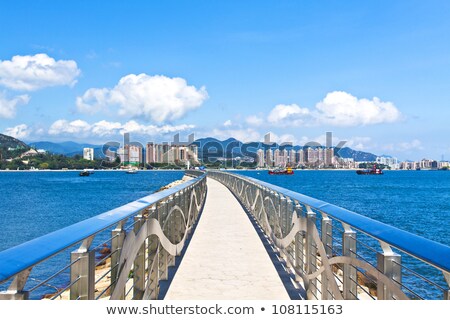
[[165, 177, 290, 300]]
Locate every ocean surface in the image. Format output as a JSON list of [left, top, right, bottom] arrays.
[[0, 170, 184, 252], [0, 169, 449, 299], [238, 170, 450, 247]]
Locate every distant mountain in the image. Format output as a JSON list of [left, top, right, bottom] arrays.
[[0, 134, 29, 150], [335, 147, 377, 162], [192, 137, 378, 162], [192, 137, 242, 158], [28, 141, 102, 156]]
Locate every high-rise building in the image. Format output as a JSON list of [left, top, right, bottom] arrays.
[[297, 149, 305, 165], [128, 145, 142, 166], [83, 148, 94, 161], [325, 148, 334, 166], [257, 149, 265, 167], [146, 143, 156, 164], [318, 147, 324, 164], [273, 149, 281, 166], [265, 149, 273, 167], [281, 149, 288, 166], [307, 147, 318, 164], [264, 133, 273, 145]]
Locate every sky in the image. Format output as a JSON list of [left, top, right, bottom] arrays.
[[0, 0, 449, 160]]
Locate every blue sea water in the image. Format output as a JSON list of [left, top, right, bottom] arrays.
[[238, 170, 450, 247], [0, 170, 183, 252]]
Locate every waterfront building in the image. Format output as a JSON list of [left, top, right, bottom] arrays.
[[83, 148, 94, 161], [273, 149, 281, 167], [318, 147, 324, 165], [146, 143, 156, 164], [288, 149, 296, 165], [265, 149, 273, 167], [281, 149, 288, 166], [297, 149, 305, 166], [257, 149, 265, 167], [307, 147, 318, 164], [119, 145, 142, 166], [439, 161, 450, 169], [128, 145, 142, 166], [325, 148, 334, 167], [376, 156, 399, 170]]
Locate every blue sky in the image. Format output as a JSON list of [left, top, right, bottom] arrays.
[[0, 0, 449, 160]]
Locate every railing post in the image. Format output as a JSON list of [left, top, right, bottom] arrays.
[[305, 206, 318, 299], [321, 215, 333, 299], [176, 191, 184, 244], [167, 196, 176, 267], [279, 194, 287, 259], [70, 237, 95, 300], [158, 201, 169, 280], [0, 269, 31, 300], [444, 272, 450, 300], [377, 242, 402, 300], [285, 198, 295, 266], [133, 213, 146, 300], [294, 204, 305, 282], [342, 224, 357, 300], [146, 206, 159, 299], [111, 222, 125, 299]]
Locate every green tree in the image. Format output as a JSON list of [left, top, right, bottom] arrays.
[[39, 162, 49, 169]]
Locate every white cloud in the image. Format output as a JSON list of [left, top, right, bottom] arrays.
[[0, 92, 30, 118], [245, 115, 264, 126], [75, 88, 110, 114], [3, 124, 32, 139], [120, 120, 195, 136], [91, 120, 122, 136], [48, 119, 195, 138], [398, 139, 423, 151], [48, 119, 91, 135], [255, 91, 402, 128], [0, 53, 80, 91], [267, 104, 310, 126], [76, 74, 208, 122], [223, 120, 232, 127], [345, 136, 373, 150], [315, 91, 401, 126]]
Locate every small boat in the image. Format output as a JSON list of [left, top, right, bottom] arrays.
[[79, 170, 91, 176], [268, 167, 294, 175], [126, 168, 138, 174], [356, 165, 383, 175]]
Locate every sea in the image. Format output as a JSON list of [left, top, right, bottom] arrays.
[[0, 170, 184, 252], [0, 169, 449, 299], [237, 170, 450, 247]]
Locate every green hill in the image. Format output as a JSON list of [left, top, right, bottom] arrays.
[[0, 134, 30, 159]]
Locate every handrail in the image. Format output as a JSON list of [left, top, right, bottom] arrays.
[[241, 174, 450, 273], [208, 170, 450, 300], [0, 173, 206, 284]]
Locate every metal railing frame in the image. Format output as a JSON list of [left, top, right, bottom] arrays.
[[208, 170, 450, 300], [0, 171, 207, 300]]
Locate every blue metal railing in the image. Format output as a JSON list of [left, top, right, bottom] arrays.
[[0, 171, 207, 300], [209, 170, 450, 300], [244, 175, 450, 273]]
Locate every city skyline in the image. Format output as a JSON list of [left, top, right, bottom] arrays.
[[1, 1, 449, 161]]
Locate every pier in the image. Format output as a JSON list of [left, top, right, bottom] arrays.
[[165, 178, 290, 299], [0, 170, 449, 300]]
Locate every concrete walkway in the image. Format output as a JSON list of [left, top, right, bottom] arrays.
[[165, 178, 290, 300]]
